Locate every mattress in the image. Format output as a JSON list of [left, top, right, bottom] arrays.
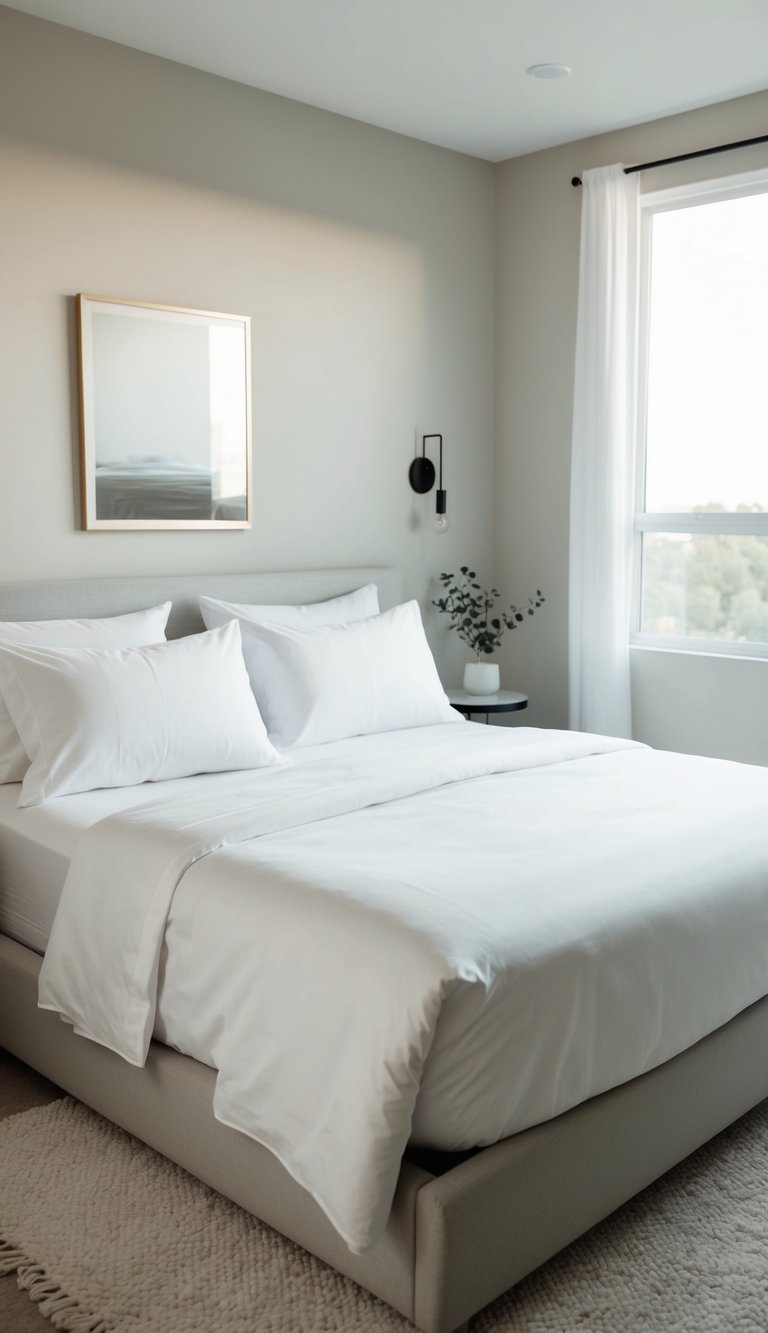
[[0, 781, 154, 951]]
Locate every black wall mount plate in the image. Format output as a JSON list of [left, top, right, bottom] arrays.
[[408, 456, 436, 494]]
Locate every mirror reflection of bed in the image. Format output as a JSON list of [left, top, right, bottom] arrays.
[[79, 295, 251, 529], [94, 458, 246, 521]]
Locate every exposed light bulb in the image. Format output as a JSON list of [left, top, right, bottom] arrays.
[[433, 487, 448, 533]]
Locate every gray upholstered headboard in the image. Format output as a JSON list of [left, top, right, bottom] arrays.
[[0, 568, 403, 639]]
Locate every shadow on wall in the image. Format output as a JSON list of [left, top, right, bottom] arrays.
[[0, 6, 490, 242]]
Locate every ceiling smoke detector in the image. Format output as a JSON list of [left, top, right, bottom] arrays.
[[526, 63, 571, 79]]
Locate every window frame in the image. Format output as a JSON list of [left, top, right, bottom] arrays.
[[631, 166, 768, 661]]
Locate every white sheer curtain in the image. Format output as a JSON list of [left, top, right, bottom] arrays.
[[569, 164, 639, 738]]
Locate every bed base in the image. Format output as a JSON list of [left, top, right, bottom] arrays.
[[3, 934, 768, 1332]]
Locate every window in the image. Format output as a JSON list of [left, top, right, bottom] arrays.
[[633, 171, 768, 658]]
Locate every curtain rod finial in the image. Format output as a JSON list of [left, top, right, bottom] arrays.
[[571, 176, 582, 187]]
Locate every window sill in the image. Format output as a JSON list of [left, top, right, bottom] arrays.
[[630, 638, 768, 664]]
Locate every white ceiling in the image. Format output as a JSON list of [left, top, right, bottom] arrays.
[[5, 0, 768, 161]]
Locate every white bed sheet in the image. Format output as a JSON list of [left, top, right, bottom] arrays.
[[0, 730, 448, 951], [0, 774, 243, 951], [0, 783, 135, 951]]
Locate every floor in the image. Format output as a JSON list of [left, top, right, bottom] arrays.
[[0, 1048, 64, 1331]]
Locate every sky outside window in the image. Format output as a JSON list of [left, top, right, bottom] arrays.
[[644, 189, 768, 514]]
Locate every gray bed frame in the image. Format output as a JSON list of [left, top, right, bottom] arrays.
[[0, 568, 767, 1333]]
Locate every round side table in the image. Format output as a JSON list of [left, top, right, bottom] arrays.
[[447, 689, 528, 725]]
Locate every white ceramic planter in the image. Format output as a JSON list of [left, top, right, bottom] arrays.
[[463, 661, 500, 695]]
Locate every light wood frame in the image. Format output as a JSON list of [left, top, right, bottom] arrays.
[[76, 294, 253, 531]]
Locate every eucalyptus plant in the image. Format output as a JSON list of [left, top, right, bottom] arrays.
[[433, 568, 544, 660]]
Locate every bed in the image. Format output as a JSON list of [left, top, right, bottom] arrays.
[[1, 567, 768, 1333], [94, 459, 215, 520]]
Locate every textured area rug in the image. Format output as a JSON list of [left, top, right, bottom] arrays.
[[2, 1097, 768, 1332]]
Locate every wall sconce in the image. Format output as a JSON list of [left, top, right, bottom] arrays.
[[408, 433, 449, 533]]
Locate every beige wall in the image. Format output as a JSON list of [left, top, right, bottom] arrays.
[[495, 90, 768, 762], [0, 6, 495, 682], [3, 4, 766, 752]]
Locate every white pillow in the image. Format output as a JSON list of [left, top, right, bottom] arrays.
[[0, 602, 172, 785], [0, 621, 280, 807], [238, 600, 458, 748], [200, 584, 379, 633], [199, 585, 380, 706]]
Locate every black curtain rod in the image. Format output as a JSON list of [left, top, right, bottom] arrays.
[[570, 132, 768, 187]]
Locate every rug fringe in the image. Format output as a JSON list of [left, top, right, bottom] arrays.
[[17, 1262, 108, 1332], [0, 1238, 108, 1333], [0, 1237, 28, 1276]]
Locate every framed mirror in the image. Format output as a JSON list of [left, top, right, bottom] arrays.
[[77, 295, 252, 530]]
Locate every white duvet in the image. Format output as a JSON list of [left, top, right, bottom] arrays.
[[39, 724, 768, 1252]]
